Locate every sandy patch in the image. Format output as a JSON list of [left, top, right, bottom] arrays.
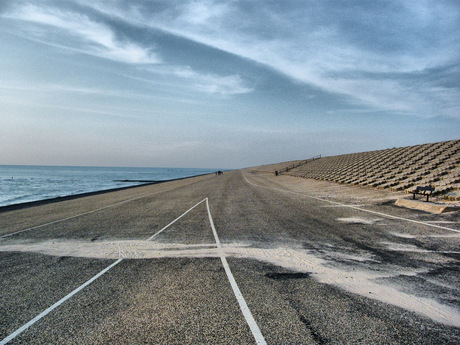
[[325, 251, 378, 263], [382, 242, 431, 253], [0, 240, 221, 259], [1, 239, 460, 327], [337, 217, 382, 225]]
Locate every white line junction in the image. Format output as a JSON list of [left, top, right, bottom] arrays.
[[1, 198, 267, 345]]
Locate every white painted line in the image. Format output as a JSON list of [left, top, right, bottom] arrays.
[[242, 171, 460, 234], [1, 199, 207, 344], [1, 192, 155, 238], [206, 198, 267, 345], [0, 259, 123, 345], [146, 198, 207, 241]]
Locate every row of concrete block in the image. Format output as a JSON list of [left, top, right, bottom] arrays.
[[283, 139, 460, 200]]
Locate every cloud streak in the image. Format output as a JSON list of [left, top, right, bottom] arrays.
[[6, 3, 160, 64], [2, 2, 254, 97], [145, 65, 253, 95], [82, 0, 460, 118]]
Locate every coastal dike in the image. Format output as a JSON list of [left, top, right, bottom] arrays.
[[272, 139, 460, 201]]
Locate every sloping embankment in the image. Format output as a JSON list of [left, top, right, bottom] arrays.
[[268, 140, 460, 200]]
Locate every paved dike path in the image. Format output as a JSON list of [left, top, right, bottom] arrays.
[[1, 170, 460, 344]]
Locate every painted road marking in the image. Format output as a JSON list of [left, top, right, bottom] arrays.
[[206, 198, 267, 345], [147, 198, 207, 241], [1, 193, 154, 238], [242, 171, 460, 234], [0, 259, 123, 345], [0, 199, 207, 344]]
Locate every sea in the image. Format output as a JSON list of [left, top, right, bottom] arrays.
[[0, 165, 217, 207]]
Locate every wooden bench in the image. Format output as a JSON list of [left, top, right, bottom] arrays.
[[412, 186, 435, 202]]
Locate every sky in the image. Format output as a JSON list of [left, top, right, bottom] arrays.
[[1, 0, 459, 169]]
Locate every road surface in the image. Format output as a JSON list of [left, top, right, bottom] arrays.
[[1, 170, 460, 344]]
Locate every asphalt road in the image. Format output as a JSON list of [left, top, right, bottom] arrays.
[[1, 170, 459, 344]]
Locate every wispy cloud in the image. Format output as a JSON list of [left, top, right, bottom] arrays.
[[145, 65, 252, 95], [168, 1, 460, 118], [5, 4, 160, 64], [3, 2, 253, 97], [178, 0, 229, 25], [1, 95, 138, 121], [81, 0, 460, 118], [0, 81, 151, 100]]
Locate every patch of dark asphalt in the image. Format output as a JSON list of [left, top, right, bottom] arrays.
[[298, 315, 329, 345], [56, 255, 71, 263], [424, 265, 460, 279], [265, 272, 311, 280], [380, 200, 397, 207]]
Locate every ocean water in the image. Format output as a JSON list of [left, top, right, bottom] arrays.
[[0, 165, 216, 207]]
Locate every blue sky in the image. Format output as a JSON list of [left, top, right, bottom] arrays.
[[1, 0, 459, 169]]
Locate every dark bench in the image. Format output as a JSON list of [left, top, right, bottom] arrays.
[[412, 186, 435, 202]]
